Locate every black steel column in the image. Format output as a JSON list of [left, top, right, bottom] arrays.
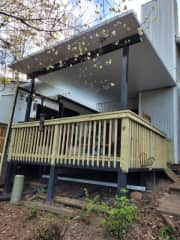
[[58, 95, 64, 118], [46, 165, 56, 204], [117, 168, 127, 196], [120, 46, 129, 110], [25, 77, 35, 121], [4, 162, 14, 194], [1, 80, 19, 189]]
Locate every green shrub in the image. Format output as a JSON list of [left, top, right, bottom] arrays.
[[82, 188, 138, 240], [101, 195, 138, 240]]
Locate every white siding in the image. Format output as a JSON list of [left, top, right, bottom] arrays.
[[141, 0, 177, 80], [139, 87, 178, 164], [0, 84, 26, 124]]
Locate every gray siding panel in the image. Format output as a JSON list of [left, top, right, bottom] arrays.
[[142, 0, 177, 80], [139, 87, 178, 163]]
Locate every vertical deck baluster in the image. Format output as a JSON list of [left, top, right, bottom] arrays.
[[60, 124, 66, 164], [141, 126, 144, 167], [31, 127, 37, 162], [73, 124, 78, 165], [47, 126, 52, 164], [38, 127, 45, 163], [34, 127, 41, 163], [17, 128, 23, 160], [24, 128, 28, 161], [45, 126, 51, 164], [12, 129, 18, 160], [56, 125, 63, 164], [97, 121, 101, 167], [78, 123, 83, 166], [83, 122, 87, 161], [25, 127, 31, 162], [20, 128, 25, 160], [29, 127, 35, 162], [37, 130, 42, 163], [108, 120, 112, 167], [87, 122, 92, 166], [15, 128, 20, 159], [102, 120, 106, 167], [69, 124, 74, 165], [65, 124, 70, 165], [114, 119, 118, 168], [129, 121, 132, 169], [41, 126, 47, 163], [48, 125, 54, 164], [92, 121, 97, 167], [137, 123, 140, 168]]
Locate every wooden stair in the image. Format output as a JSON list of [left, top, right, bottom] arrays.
[[164, 167, 180, 183], [157, 168, 180, 216]]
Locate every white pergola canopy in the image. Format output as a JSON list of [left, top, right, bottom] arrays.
[[10, 11, 175, 110]]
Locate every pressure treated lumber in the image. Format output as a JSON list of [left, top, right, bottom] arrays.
[[164, 168, 180, 183], [8, 110, 172, 172], [24, 201, 77, 217], [39, 195, 86, 209]]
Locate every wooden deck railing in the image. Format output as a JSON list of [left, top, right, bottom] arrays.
[[7, 110, 172, 172], [0, 123, 7, 162]]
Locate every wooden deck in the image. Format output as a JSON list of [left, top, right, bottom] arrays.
[[7, 110, 172, 172]]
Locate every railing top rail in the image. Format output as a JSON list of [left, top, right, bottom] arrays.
[[11, 110, 166, 137]]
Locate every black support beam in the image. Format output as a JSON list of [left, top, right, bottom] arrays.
[[46, 165, 56, 204], [117, 168, 127, 196], [18, 87, 97, 113], [25, 78, 35, 121], [120, 46, 129, 109], [29, 34, 141, 78]]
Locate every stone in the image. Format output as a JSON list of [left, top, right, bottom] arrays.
[[130, 191, 143, 201]]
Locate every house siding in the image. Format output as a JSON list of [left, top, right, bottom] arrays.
[[139, 87, 178, 164], [0, 84, 26, 124], [141, 0, 177, 80]]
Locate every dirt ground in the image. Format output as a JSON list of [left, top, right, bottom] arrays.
[[0, 179, 180, 240]]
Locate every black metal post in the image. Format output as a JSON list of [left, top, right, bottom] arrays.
[[120, 46, 129, 109], [25, 77, 35, 121], [117, 168, 127, 196], [46, 165, 56, 204], [57, 95, 64, 118], [40, 96, 44, 108], [1, 80, 19, 187], [3, 162, 14, 194], [152, 170, 156, 190]]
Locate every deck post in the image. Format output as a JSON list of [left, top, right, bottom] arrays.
[[58, 95, 64, 117], [120, 46, 129, 109], [117, 168, 127, 196], [46, 165, 56, 204], [0, 74, 19, 184], [46, 125, 59, 203], [152, 170, 156, 189], [25, 77, 35, 121], [4, 162, 14, 194]]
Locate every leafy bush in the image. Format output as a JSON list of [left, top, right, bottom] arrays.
[[101, 195, 138, 240], [82, 188, 138, 240]]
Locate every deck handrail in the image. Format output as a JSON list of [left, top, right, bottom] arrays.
[[7, 110, 172, 172], [11, 110, 166, 137]]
